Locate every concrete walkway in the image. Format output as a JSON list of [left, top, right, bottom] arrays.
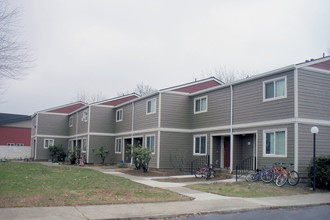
[[1, 164, 330, 220]]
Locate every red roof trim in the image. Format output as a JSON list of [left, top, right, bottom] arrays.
[[310, 60, 330, 71], [47, 103, 86, 114], [101, 95, 138, 106], [174, 80, 221, 93]]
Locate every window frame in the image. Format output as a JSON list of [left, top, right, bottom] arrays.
[[115, 138, 122, 154], [44, 139, 54, 149], [82, 110, 88, 122], [7, 143, 15, 146], [263, 76, 287, 102], [69, 116, 73, 127], [82, 138, 87, 152], [16, 143, 24, 146], [193, 134, 207, 155], [145, 135, 155, 154], [263, 129, 287, 158], [116, 109, 123, 122], [194, 96, 208, 114], [146, 98, 157, 115]]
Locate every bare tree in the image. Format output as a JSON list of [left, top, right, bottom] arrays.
[[0, 0, 31, 80], [202, 66, 256, 84], [118, 82, 157, 97], [73, 90, 106, 104]]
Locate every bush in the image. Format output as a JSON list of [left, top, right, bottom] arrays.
[[68, 146, 80, 164], [308, 155, 330, 189], [92, 146, 109, 164], [131, 144, 151, 173], [48, 145, 67, 163]]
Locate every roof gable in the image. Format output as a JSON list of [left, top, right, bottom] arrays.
[[46, 102, 87, 114], [95, 94, 139, 107]]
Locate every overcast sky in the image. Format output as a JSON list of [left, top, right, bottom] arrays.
[[1, 0, 330, 115]]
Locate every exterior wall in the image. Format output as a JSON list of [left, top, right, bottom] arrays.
[[298, 69, 330, 120], [37, 113, 68, 136], [88, 135, 113, 164], [191, 87, 231, 129], [298, 124, 330, 177], [159, 132, 193, 169], [0, 127, 31, 146], [89, 106, 114, 133], [31, 116, 37, 136], [77, 108, 89, 134], [0, 145, 31, 159], [2, 120, 31, 128], [115, 104, 133, 133], [133, 95, 159, 131], [161, 93, 191, 129], [233, 70, 294, 124], [35, 137, 68, 160]]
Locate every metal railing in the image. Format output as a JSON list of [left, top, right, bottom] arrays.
[[191, 155, 210, 174], [235, 156, 256, 181]]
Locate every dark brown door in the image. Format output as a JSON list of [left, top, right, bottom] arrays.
[[224, 137, 230, 168]]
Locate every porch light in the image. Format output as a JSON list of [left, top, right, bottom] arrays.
[[310, 126, 319, 192]]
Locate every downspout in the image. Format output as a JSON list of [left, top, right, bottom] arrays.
[[230, 85, 234, 173], [131, 102, 135, 165], [157, 92, 162, 169], [87, 106, 91, 163], [75, 112, 78, 147], [35, 113, 39, 160], [294, 65, 299, 172]]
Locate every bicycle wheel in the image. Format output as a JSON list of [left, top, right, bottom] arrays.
[[275, 173, 288, 187], [288, 171, 299, 186], [246, 172, 259, 182], [261, 170, 273, 183], [194, 170, 203, 178]]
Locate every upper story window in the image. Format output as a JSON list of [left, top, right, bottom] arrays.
[[194, 96, 207, 114], [69, 116, 73, 127], [7, 143, 15, 146], [146, 135, 155, 154], [146, 98, 156, 114], [193, 134, 207, 155], [116, 109, 123, 122], [16, 143, 24, 146], [44, 139, 54, 149], [263, 129, 287, 157], [115, 138, 122, 153], [82, 110, 88, 122], [263, 76, 287, 101]]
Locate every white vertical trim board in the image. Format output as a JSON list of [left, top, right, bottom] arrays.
[[157, 93, 162, 168]]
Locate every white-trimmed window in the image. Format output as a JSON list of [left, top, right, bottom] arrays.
[[82, 110, 88, 122], [68, 140, 73, 151], [146, 98, 156, 114], [44, 139, 54, 149], [194, 96, 207, 114], [16, 143, 24, 146], [115, 138, 122, 153], [263, 129, 287, 157], [116, 109, 123, 122], [263, 76, 287, 101], [69, 116, 73, 127], [146, 135, 155, 154], [82, 139, 87, 152], [7, 143, 15, 146], [193, 134, 207, 155]]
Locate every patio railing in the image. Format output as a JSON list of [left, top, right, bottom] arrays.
[[190, 155, 210, 175], [235, 156, 256, 181]]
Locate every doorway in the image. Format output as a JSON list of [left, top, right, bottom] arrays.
[[224, 137, 230, 168]]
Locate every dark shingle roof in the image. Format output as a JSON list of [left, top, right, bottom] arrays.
[[0, 113, 31, 125]]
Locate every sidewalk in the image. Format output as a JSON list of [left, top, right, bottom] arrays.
[[1, 164, 330, 220]]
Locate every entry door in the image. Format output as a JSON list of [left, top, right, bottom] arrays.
[[124, 139, 132, 163], [224, 137, 230, 168]]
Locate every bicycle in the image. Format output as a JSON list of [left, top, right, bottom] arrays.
[[275, 163, 288, 187], [195, 164, 216, 179], [276, 163, 299, 187], [246, 167, 269, 182], [286, 163, 300, 186], [260, 163, 279, 183]]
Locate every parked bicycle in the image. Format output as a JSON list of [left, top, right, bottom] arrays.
[[275, 163, 300, 187], [245, 166, 269, 182], [195, 164, 216, 179]]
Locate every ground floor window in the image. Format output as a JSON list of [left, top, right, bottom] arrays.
[[115, 138, 122, 153], [263, 129, 286, 157], [194, 134, 207, 155], [146, 135, 155, 153], [44, 139, 54, 149], [82, 139, 87, 152]]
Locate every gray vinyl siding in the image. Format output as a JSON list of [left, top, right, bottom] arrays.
[[159, 132, 193, 169], [233, 70, 294, 125], [88, 135, 113, 164], [191, 88, 231, 129], [133, 95, 159, 131], [37, 113, 68, 136], [31, 116, 37, 136], [89, 106, 114, 133], [298, 69, 330, 120], [298, 124, 330, 177], [115, 104, 133, 133], [161, 93, 190, 129], [232, 134, 255, 168], [35, 137, 68, 160]]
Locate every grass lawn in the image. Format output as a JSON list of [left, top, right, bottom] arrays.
[[0, 161, 189, 208], [187, 181, 314, 198]]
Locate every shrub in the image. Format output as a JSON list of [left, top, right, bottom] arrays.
[[131, 144, 152, 173], [68, 146, 80, 164], [48, 145, 67, 163], [308, 155, 330, 189], [93, 146, 109, 164]]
